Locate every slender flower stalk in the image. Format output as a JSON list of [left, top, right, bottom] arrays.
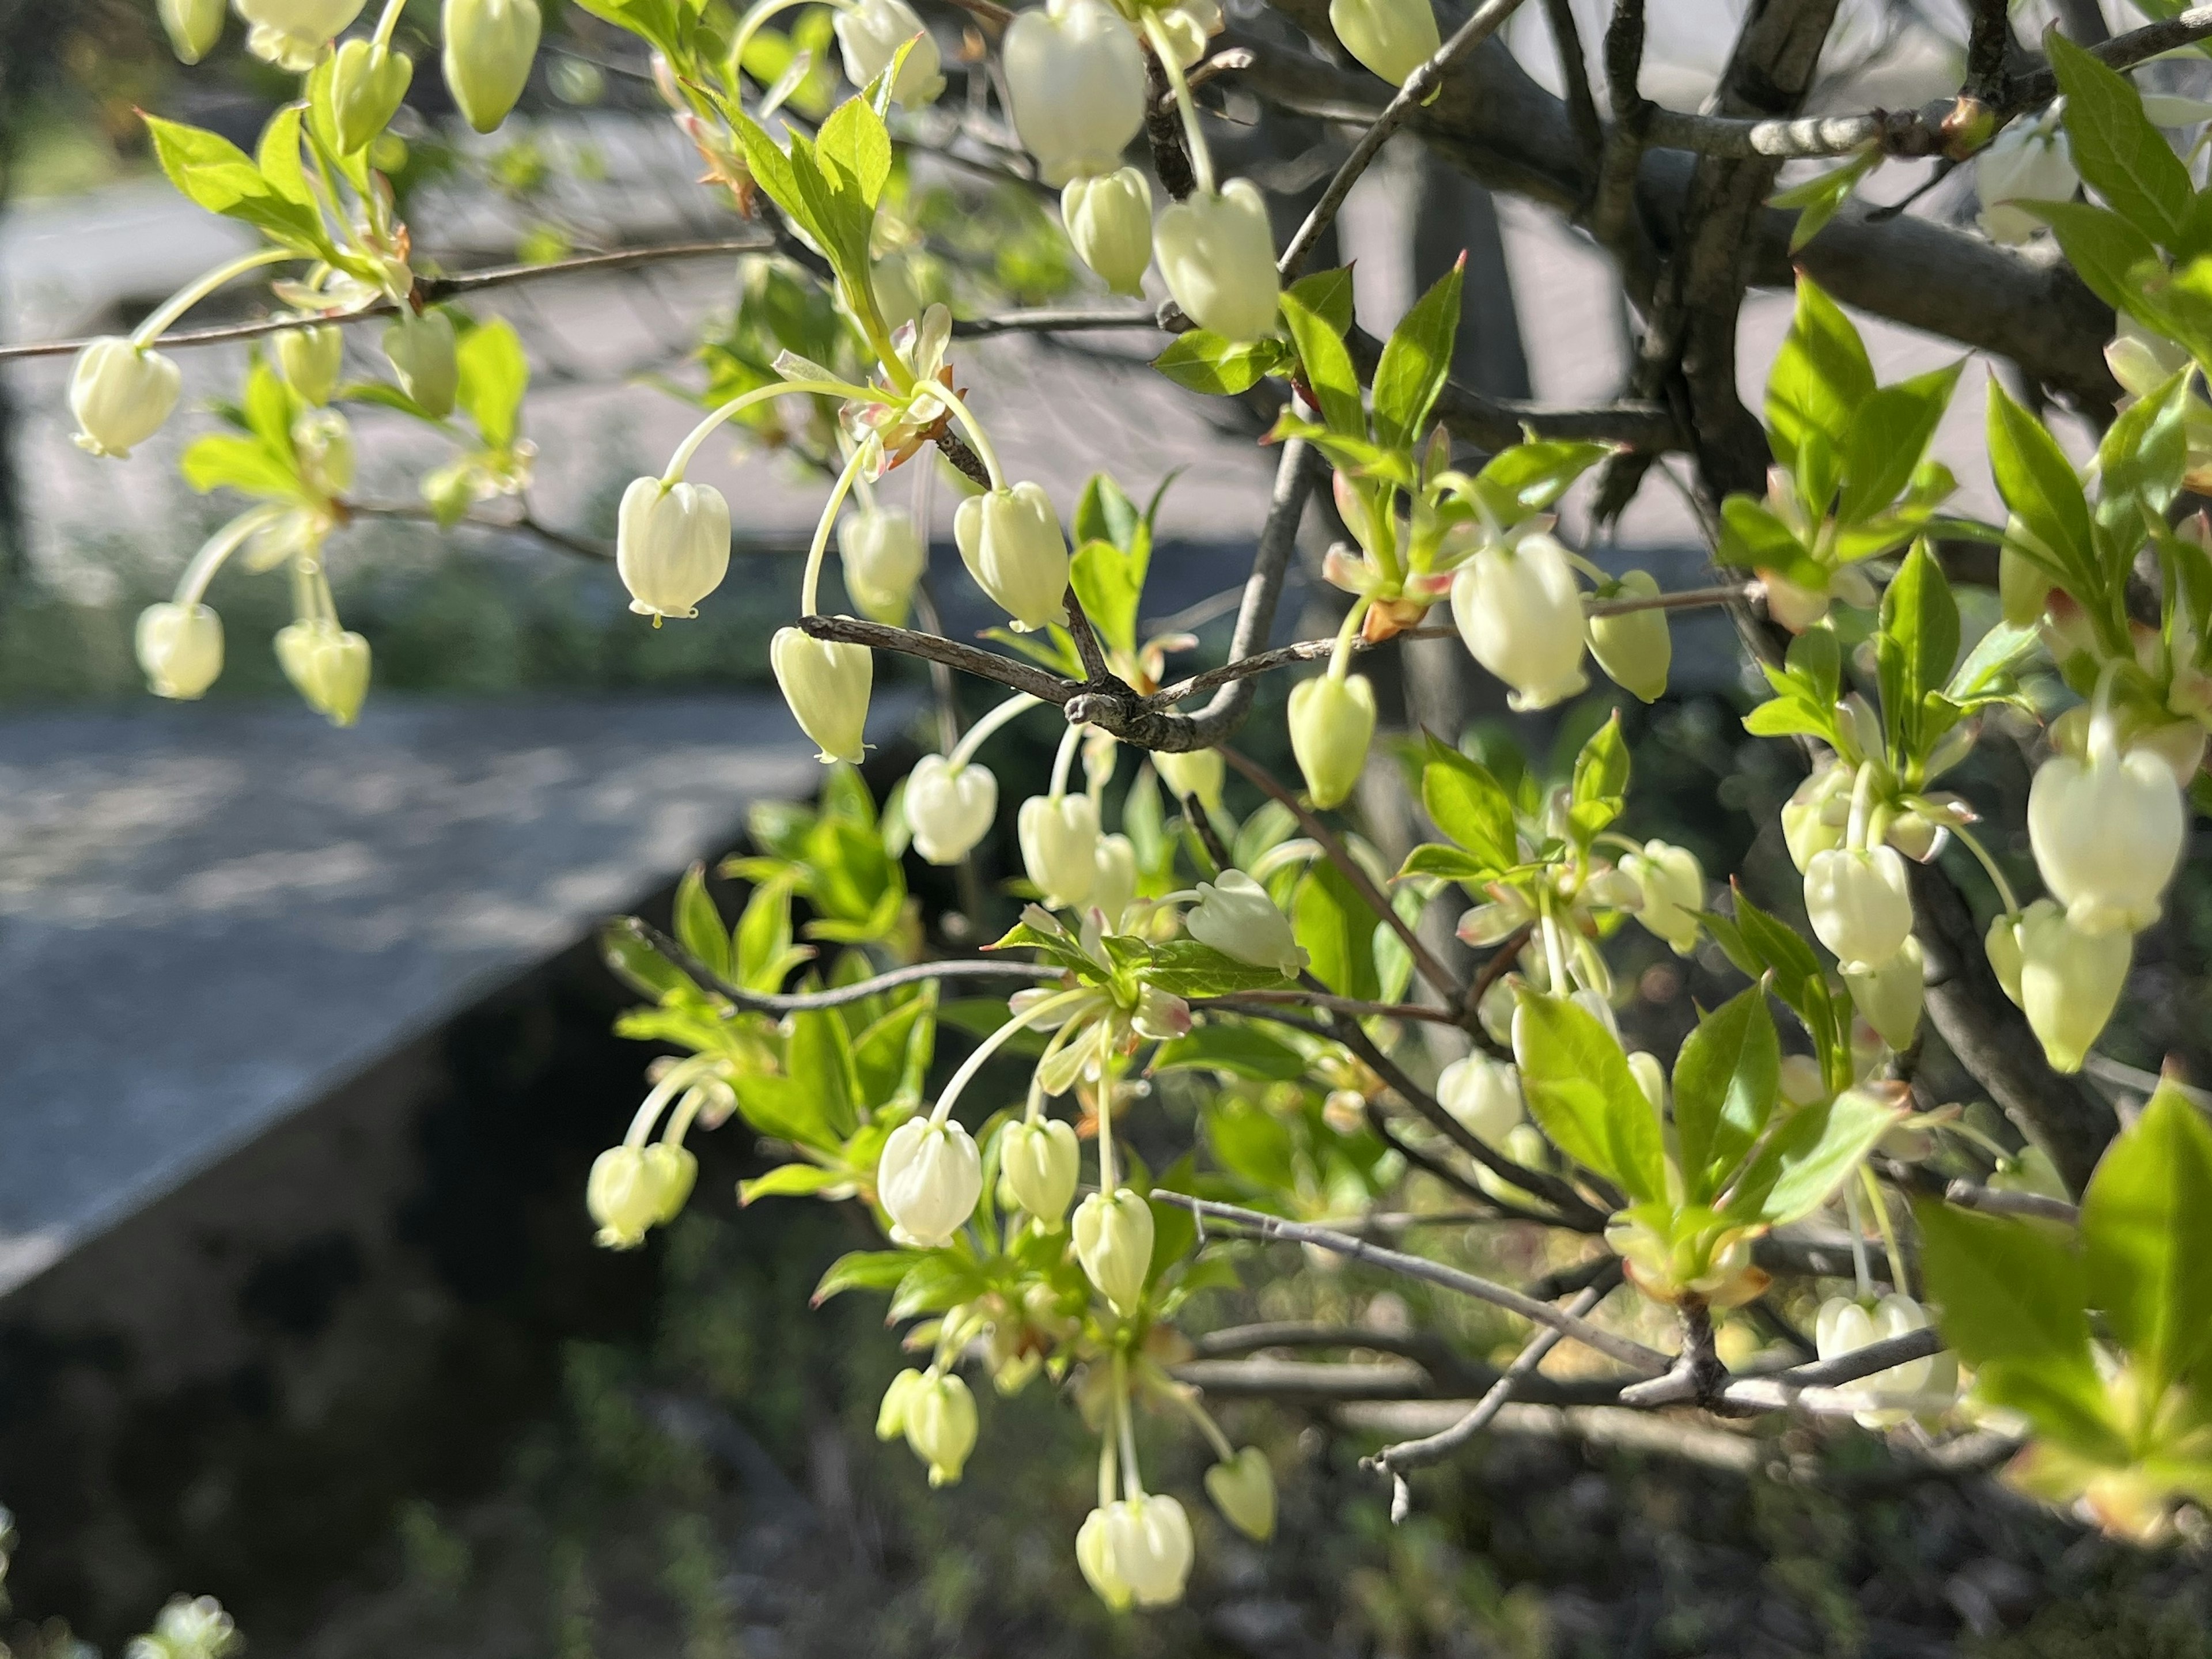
[[130, 248, 297, 348], [1138, 14, 1215, 195], [950, 692, 1044, 767], [928, 988, 1090, 1127], [662, 377, 875, 483]]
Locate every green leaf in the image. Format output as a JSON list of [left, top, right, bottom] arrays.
[[2096, 369, 2190, 533], [1839, 363, 1961, 524], [1467, 441, 1612, 525], [1986, 375, 2099, 603], [815, 92, 892, 209], [741, 1163, 850, 1205], [729, 1071, 840, 1152], [1151, 329, 1291, 395], [1370, 259, 1464, 452], [1671, 986, 1779, 1204], [1743, 696, 1839, 742], [1770, 147, 1878, 252], [1948, 620, 2041, 701], [1419, 737, 1517, 870], [1877, 541, 1959, 768], [1206, 1099, 1298, 1191], [810, 1248, 914, 1303], [1767, 275, 1874, 480], [890, 1254, 985, 1320], [1512, 992, 1666, 1204], [1141, 940, 1295, 998], [1279, 284, 1365, 440], [2031, 199, 2163, 313], [673, 862, 733, 984], [254, 104, 315, 211], [851, 987, 934, 1108], [786, 1004, 862, 1138], [600, 916, 698, 1003], [2080, 1078, 2212, 1392], [728, 105, 805, 230], [1394, 842, 1495, 884], [143, 112, 327, 253], [1916, 1200, 2094, 1369], [456, 317, 529, 448], [1285, 264, 1355, 336], [179, 433, 300, 499], [1071, 539, 1143, 658], [1154, 1021, 1310, 1081], [1730, 1087, 1899, 1226], [1567, 713, 1628, 843], [2049, 32, 2195, 250], [1719, 494, 1809, 571], [1294, 861, 1381, 1001]]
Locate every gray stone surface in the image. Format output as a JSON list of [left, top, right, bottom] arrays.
[[0, 694, 881, 1293]]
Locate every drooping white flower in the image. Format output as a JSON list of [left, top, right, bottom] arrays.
[[771, 625, 872, 764], [234, 0, 365, 70], [1063, 169, 1155, 297], [616, 477, 731, 620], [382, 308, 458, 418], [876, 1115, 983, 1247], [1154, 748, 1225, 813], [1187, 869, 1308, 973], [135, 602, 225, 700], [1435, 1054, 1524, 1144], [586, 1141, 697, 1248], [1975, 112, 2079, 245], [834, 0, 945, 105], [1803, 845, 1913, 971], [1815, 1294, 1956, 1429], [1156, 180, 1282, 343], [275, 619, 373, 727], [836, 505, 927, 627], [1081, 1494, 1194, 1608], [160, 0, 226, 62], [1004, 0, 1147, 185], [955, 481, 1070, 630], [1843, 938, 1925, 1052], [1586, 569, 1671, 702], [330, 37, 414, 154], [1994, 898, 2133, 1074], [1328, 0, 1440, 86], [69, 338, 181, 459], [906, 755, 998, 864], [1619, 840, 1705, 955], [1072, 1186, 1154, 1315], [1018, 792, 1101, 907], [900, 1368, 978, 1486], [275, 325, 345, 406], [1450, 532, 1589, 710], [1203, 1446, 1276, 1541], [1287, 672, 1377, 809], [999, 1116, 1080, 1225], [1092, 831, 1138, 931], [2028, 724, 2186, 935]]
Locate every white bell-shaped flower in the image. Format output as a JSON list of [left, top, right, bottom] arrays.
[[330, 37, 414, 154], [834, 0, 945, 105], [617, 477, 731, 620], [1435, 1054, 1524, 1144], [1187, 869, 1308, 973], [382, 308, 458, 417], [1781, 761, 1851, 872], [1287, 672, 1377, 809], [1152, 0, 1221, 65], [1004, 0, 1147, 185], [276, 324, 344, 406], [293, 408, 355, 498], [1072, 1186, 1154, 1315], [1328, 0, 1440, 86], [1203, 1446, 1276, 1540], [1018, 791, 1101, 907], [69, 338, 182, 459], [1587, 569, 1672, 702], [1816, 1294, 1951, 1429], [2002, 898, 2133, 1074], [907, 755, 998, 864], [955, 481, 1070, 630], [586, 1141, 696, 1248], [877, 1116, 982, 1247], [1156, 180, 1282, 343], [1063, 169, 1154, 297], [999, 1116, 1080, 1225], [1092, 831, 1138, 931], [1976, 113, 2079, 245], [234, 0, 365, 70], [1154, 748, 1225, 813], [135, 601, 225, 700], [2027, 723, 2186, 935], [1619, 840, 1704, 955], [771, 625, 872, 764], [1088, 1494, 1194, 1608], [1843, 938, 1925, 1052], [838, 505, 927, 626], [901, 1369, 978, 1486], [1803, 845, 1913, 971], [275, 619, 373, 727], [1451, 532, 1589, 710], [160, 0, 226, 62], [443, 0, 543, 132]]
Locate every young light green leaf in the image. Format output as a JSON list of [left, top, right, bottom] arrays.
[[1370, 258, 1464, 452], [1468, 440, 1613, 524], [143, 112, 327, 253], [673, 861, 734, 983], [1670, 985, 1780, 1203], [1877, 541, 1960, 768], [810, 1248, 917, 1303], [1839, 362, 1961, 525], [457, 316, 529, 448], [1279, 285, 1366, 440], [1512, 992, 1666, 1204], [1293, 861, 1382, 1001], [254, 104, 316, 211], [180, 434, 301, 499], [2080, 1078, 2212, 1393], [816, 90, 893, 210], [741, 1163, 852, 1205], [1916, 1200, 2096, 1369], [1766, 275, 1874, 478], [1986, 374, 2098, 602], [2048, 32, 2194, 251], [1152, 329, 1291, 396], [785, 1004, 862, 1138], [2030, 200, 2162, 314], [1419, 738, 1517, 870], [1285, 264, 1356, 335], [1730, 1086, 1899, 1226], [1153, 1022, 1310, 1081], [1770, 146, 1878, 252], [1567, 713, 1629, 843]]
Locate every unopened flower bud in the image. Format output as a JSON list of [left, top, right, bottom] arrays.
[[442, 0, 543, 132], [1063, 169, 1154, 297], [292, 408, 355, 497], [1005, 0, 1146, 185], [1204, 1446, 1275, 1541], [159, 0, 226, 63], [586, 1141, 696, 1248], [1620, 839, 1704, 955], [70, 338, 181, 459], [1154, 748, 1225, 814], [1588, 569, 1671, 701], [1092, 831, 1138, 930], [901, 1369, 978, 1486], [1779, 1053, 1827, 1106], [907, 755, 997, 864], [1435, 1054, 1522, 1143], [1156, 179, 1281, 343], [1328, 0, 1440, 86], [236, 0, 365, 70], [1153, 0, 1220, 65], [275, 619, 372, 726], [838, 505, 926, 626], [1843, 938, 1925, 1052], [877, 1115, 983, 1247], [617, 476, 731, 620], [1816, 1293, 1951, 1428], [955, 482, 1070, 631], [876, 1367, 925, 1440], [1072, 1186, 1154, 1315], [1451, 533, 1589, 710], [330, 37, 414, 154], [1000, 1116, 1080, 1225], [2012, 897, 2132, 1073], [2028, 722, 2185, 934], [1782, 762, 1851, 872], [771, 625, 872, 764], [1078, 1494, 1194, 1609], [1187, 869, 1308, 973], [1018, 792, 1101, 908], [276, 324, 345, 406], [1803, 845, 1913, 971], [1976, 115, 2077, 245], [136, 601, 225, 700], [834, 0, 945, 105], [1287, 671, 1377, 809], [382, 308, 458, 417]]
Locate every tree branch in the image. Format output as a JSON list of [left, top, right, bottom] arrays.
[[1943, 1179, 2080, 1225], [613, 918, 1062, 1013], [796, 613, 1073, 702]]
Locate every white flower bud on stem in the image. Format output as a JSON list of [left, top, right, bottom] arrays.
[[1063, 169, 1155, 297], [1187, 869, 1308, 973], [1287, 668, 1377, 809], [1004, 0, 1147, 185], [442, 0, 544, 133], [1451, 533, 1589, 710]]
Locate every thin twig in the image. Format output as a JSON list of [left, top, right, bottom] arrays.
[[615, 917, 1060, 1013], [1369, 1264, 1623, 1475], [949, 308, 1164, 338], [346, 498, 616, 562], [1278, 0, 1535, 278], [1202, 989, 1464, 1025], [1543, 0, 1605, 172], [796, 614, 1072, 703], [1942, 1179, 2080, 1225], [1151, 1193, 1673, 1376], [1618, 1327, 1946, 1410]]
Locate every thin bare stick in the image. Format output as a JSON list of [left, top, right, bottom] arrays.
[[796, 614, 1073, 703], [1278, 0, 1534, 278], [1942, 1179, 2080, 1225], [1618, 1327, 1946, 1410], [1152, 1193, 1673, 1376], [1369, 1266, 1623, 1475], [1200, 989, 1464, 1025], [950, 308, 1164, 338], [616, 918, 1061, 1013]]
